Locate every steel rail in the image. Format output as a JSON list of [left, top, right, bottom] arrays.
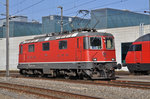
[[0, 82, 100, 99]]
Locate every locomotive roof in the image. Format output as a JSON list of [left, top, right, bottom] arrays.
[[135, 33, 150, 42], [21, 32, 113, 44]]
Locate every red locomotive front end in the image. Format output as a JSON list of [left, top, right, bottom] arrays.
[[125, 33, 150, 74], [18, 30, 121, 79]]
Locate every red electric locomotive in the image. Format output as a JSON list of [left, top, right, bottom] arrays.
[[18, 30, 121, 79], [125, 33, 150, 74]]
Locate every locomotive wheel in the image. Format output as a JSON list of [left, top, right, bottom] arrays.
[[99, 70, 107, 78], [83, 76, 90, 80], [24, 74, 29, 77], [37, 75, 43, 78], [34, 70, 43, 77], [21, 69, 26, 75], [64, 75, 70, 79]]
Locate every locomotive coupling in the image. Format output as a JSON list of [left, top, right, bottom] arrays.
[[122, 63, 127, 67], [113, 64, 122, 69]]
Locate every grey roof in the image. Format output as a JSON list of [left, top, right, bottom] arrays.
[[91, 8, 149, 16], [135, 33, 150, 42], [21, 32, 113, 44]]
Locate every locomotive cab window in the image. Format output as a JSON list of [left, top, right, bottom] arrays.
[[20, 45, 23, 54], [135, 44, 142, 51], [28, 44, 34, 52], [59, 40, 67, 49], [128, 44, 142, 51], [128, 45, 134, 51], [105, 37, 114, 49], [90, 37, 102, 49], [42, 42, 49, 51]]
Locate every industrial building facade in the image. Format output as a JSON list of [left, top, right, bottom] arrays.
[[0, 16, 42, 38], [42, 15, 90, 34], [0, 8, 150, 70], [91, 8, 150, 29]]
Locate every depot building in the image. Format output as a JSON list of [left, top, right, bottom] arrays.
[[0, 8, 150, 70]]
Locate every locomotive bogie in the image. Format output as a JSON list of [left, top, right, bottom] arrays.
[[18, 62, 117, 79]]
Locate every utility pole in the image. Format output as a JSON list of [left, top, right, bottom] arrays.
[[58, 6, 63, 34], [6, 0, 9, 77], [149, 0, 150, 15]]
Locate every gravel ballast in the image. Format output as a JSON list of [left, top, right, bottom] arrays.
[[0, 77, 149, 99]]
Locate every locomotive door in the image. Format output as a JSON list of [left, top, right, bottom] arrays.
[[134, 44, 142, 63], [76, 38, 82, 61], [20, 45, 26, 62]]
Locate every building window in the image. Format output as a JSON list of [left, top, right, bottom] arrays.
[[59, 40, 67, 49], [20, 45, 23, 54], [28, 44, 34, 52], [42, 42, 49, 51]]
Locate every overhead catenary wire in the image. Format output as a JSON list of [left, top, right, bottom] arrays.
[[11, 0, 27, 7], [64, 0, 97, 12], [6, 0, 147, 25], [64, 0, 129, 16], [12, 0, 45, 16], [8, 0, 129, 20], [89, 0, 129, 10]]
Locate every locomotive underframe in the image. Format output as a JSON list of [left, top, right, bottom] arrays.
[[18, 62, 119, 79], [127, 63, 150, 75]]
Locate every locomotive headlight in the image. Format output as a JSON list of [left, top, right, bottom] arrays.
[[93, 58, 97, 61], [111, 58, 115, 61]]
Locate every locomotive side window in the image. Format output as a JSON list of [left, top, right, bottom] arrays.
[[90, 37, 102, 49], [77, 38, 79, 48], [106, 37, 114, 49], [59, 40, 67, 49], [28, 44, 34, 52], [83, 37, 89, 49], [42, 42, 49, 51], [20, 45, 23, 54], [135, 44, 142, 51]]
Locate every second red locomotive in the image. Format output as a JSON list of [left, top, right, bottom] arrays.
[[18, 30, 121, 79], [125, 33, 150, 74]]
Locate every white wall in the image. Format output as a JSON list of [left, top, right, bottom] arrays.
[[0, 35, 43, 70]]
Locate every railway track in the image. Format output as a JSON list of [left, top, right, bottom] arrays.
[[0, 82, 100, 99], [0, 72, 150, 97], [5, 74, 150, 90], [55, 79, 150, 90]]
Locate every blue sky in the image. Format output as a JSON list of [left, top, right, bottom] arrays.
[[0, 0, 149, 22]]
